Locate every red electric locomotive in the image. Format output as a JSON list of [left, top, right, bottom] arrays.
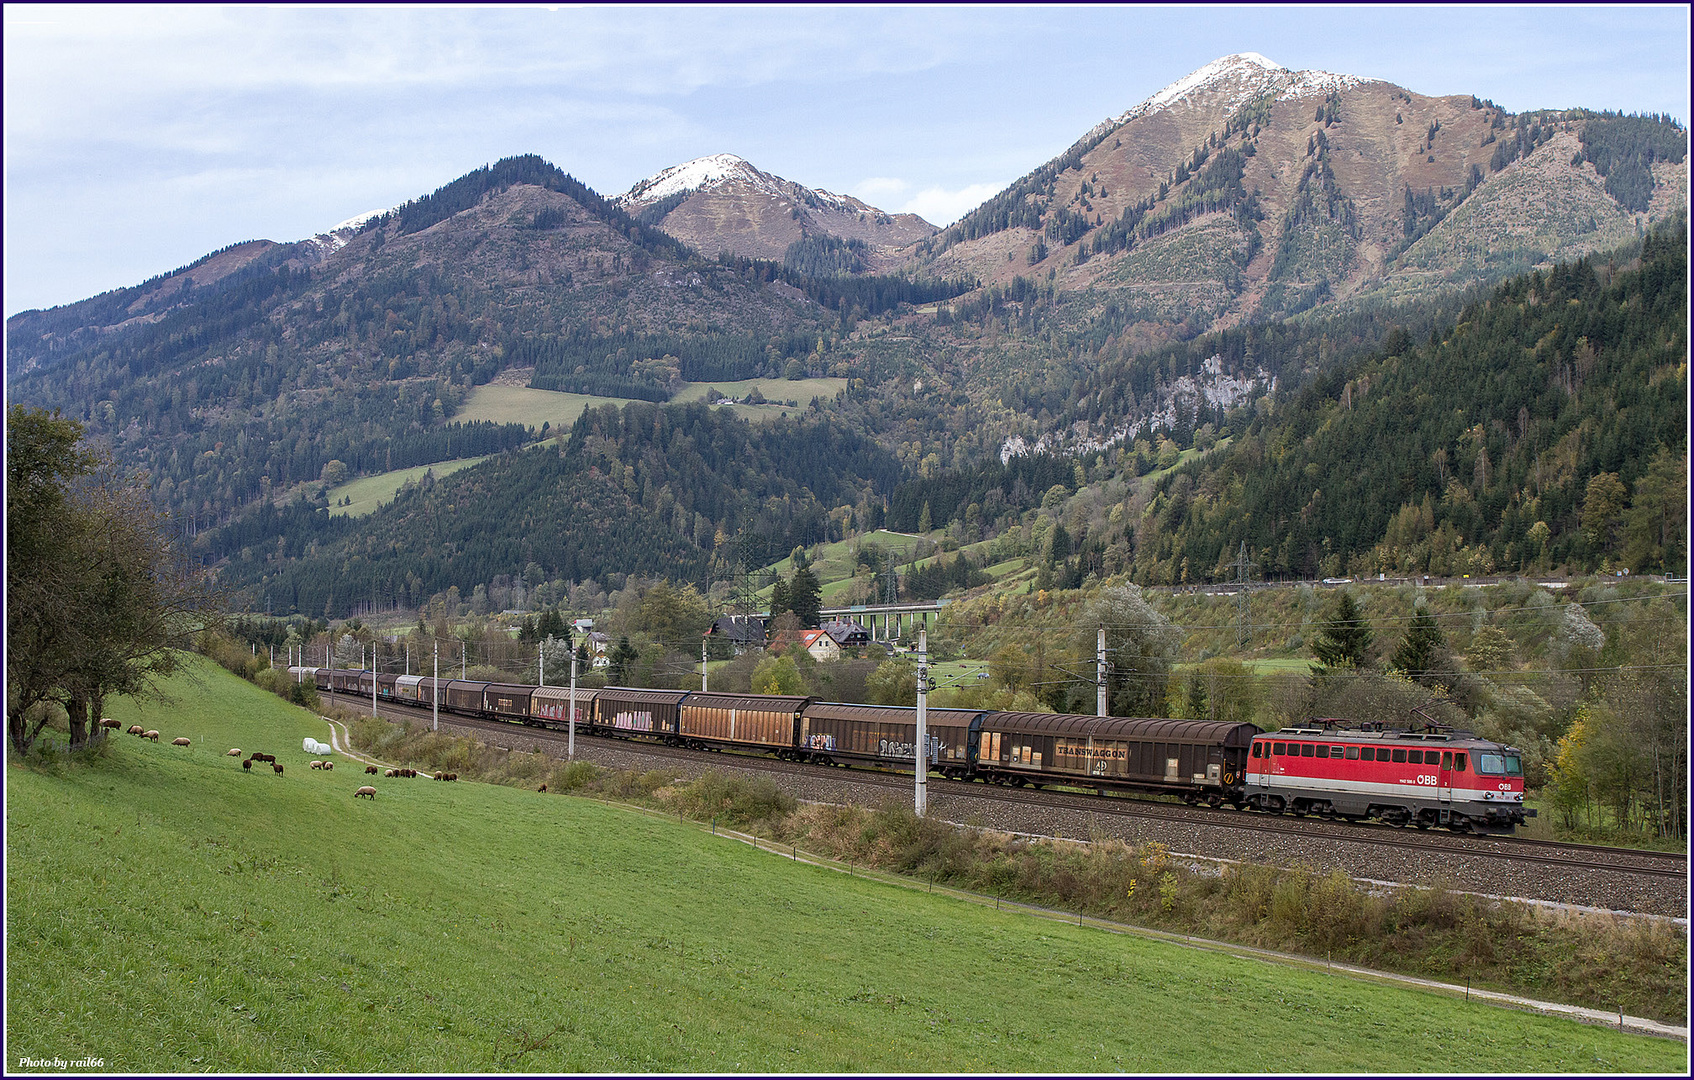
[[1243, 722, 1533, 832]]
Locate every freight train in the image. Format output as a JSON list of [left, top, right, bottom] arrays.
[[294, 667, 1533, 833]]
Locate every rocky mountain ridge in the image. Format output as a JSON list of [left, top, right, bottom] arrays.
[[616, 153, 936, 266]]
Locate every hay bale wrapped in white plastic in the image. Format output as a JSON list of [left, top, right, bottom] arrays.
[[302, 737, 333, 755]]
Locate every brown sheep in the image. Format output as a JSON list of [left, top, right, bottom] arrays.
[[251, 753, 275, 764], [354, 786, 377, 799], [171, 737, 191, 747], [538, 784, 547, 793], [447, 773, 458, 782], [322, 761, 333, 771], [365, 765, 378, 775], [242, 759, 252, 771], [272, 762, 283, 775], [142, 730, 160, 741], [227, 748, 242, 757], [384, 769, 397, 778], [99, 718, 122, 730], [310, 761, 324, 770], [127, 725, 144, 736]]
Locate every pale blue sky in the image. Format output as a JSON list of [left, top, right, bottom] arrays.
[[4, 4, 1688, 317]]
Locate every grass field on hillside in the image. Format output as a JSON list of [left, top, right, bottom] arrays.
[[671, 376, 847, 411], [452, 377, 849, 434], [327, 457, 490, 518], [6, 659, 1682, 1073], [451, 384, 634, 431]]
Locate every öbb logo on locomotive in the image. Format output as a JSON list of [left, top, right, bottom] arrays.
[[299, 666, 1532, 833]]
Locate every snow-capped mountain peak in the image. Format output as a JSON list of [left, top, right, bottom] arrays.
[[619, 153, 770, 207], [301, 206, 389, 253], [1086, 53, 1369, 140]]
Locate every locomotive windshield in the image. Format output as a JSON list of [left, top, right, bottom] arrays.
[[1477, 753, 1524, 776]]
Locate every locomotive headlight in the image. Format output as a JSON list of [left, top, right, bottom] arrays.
[[1483, 791, 1493, 800]]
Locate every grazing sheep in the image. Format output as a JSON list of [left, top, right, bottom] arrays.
[[447, 773, 458, 782], [227, 748, 241, 757], [127, 725, 144, 736], [354, 786, 377, 800], [384, 769, 397, 778], [322, 761, 333, 771], [311, 761, 324, 770], [272, 762, 283, 775], [142, 730, 160, 741], [99, 718, 122, 730], [171, 737, 191, 747], [432, 772, 442, 780], [250, 753, 275, 764], [242, 759, 252, 771], [365, 765, 378, 775], [538, 784, 547, 793]]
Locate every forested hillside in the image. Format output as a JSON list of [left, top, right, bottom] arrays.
[[4, 156, 845, 544], [216, 401, 903, 614], [1127, 220, 1687, 582]]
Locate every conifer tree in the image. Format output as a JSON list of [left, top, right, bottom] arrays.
[[1390, 608, 1446, 682], [1311, 591, 1373, 671]]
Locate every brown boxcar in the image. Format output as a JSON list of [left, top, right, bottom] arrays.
[[678, 693, 811, 754], [483, 682, 534, 721], [412, 677, 449, 708], [330, 668, 364, 693], [593, 687, 688, 739], [531, 685, 597, 729], [799, 703, 982, 776], [445, 679, 490, 714], [377, 672, 399, 700], [975, 714, 1257, 801]]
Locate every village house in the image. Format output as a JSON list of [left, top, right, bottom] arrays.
[[585, 631, 611, 669], [707, 614, 766, 655]]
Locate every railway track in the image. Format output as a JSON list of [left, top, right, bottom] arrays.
[[348, 695, 1687, 886]]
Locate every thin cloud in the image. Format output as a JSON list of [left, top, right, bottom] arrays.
[[901, 183, 1005, 228]]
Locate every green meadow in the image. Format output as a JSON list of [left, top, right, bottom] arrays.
[[327, 457, 490, 518], [452, 377, 849, 434], [5, 658, 1683, 1073]]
